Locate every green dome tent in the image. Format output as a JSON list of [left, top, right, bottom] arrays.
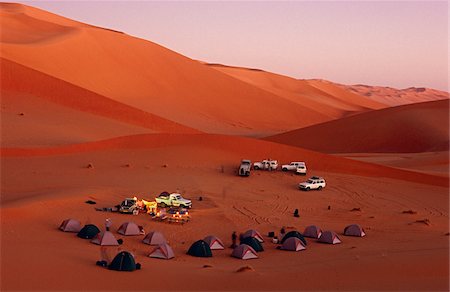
[[77, 224, 100, 239], [281, 230, 307, 246], [240, 236, 264, 252], [108, 251, 140, 271], [187, 240, 212, 257]]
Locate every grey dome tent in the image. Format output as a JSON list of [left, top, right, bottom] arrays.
[[242, 229, 264, 243], [281, 230, 307, 246], [240, 236, 264, 252], [281, 237, 306, 251], [59, 218, 82, 233], [108, 251, 140, 271], [303, 225, 322, 239], [77, 224, 100, 239], [118, 222, 142, 236], [344, 224, 366, 237], [203, 235, 225, 250], [91, 231, 119, 246], [148, 243, 175, 260], [142, 231, 166, 245], [231, 244, 258, 260], [187, 240, 212, 257], [318, 231, 342, 244]]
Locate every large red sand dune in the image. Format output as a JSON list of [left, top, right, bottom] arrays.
[[1, 2, 343, 137], [266, 99, 449, 153], [1, 58, 200, 146], [208, 63, 387, 120]]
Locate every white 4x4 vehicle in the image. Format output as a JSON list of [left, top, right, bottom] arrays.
[[299, 176, 326, 191], [295, 164, 307, 175], [253, 160, 278, 170], [282, 162, 306, 171]]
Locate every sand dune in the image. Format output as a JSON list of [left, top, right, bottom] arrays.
[[1, 3, 335, 137], [1, 89, 157, 147], [266, 99, 449, 153], [208, 63, 386, 120], [340, 83, 449, 106], [1, 58, 200, 142], [340, 152, 449, 177]]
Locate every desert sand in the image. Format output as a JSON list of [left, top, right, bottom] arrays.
[[1, 2, 448, 291]]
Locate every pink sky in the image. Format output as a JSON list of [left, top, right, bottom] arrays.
[[24, 1, 448, 91]]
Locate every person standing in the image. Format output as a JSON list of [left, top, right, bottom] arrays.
[[280, 226, 286, 241], [231, 231, 237, 248], [105, 218, 112, 231]]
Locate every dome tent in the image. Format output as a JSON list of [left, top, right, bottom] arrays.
[[242, 229, 264, 242], [77, 224, 100, 239], [91, 231, 119, 246], [344, 224, 366, 237], [59, 218, 82, 233], [318, 231, 342, 244], [281, 237, 306, 251], [142, 231, 166, 245], [187, 240, 212, 257], [231, 244, 258, 260], [148, 243, 175, 260], [240, 236, 264, 252], [203, 235, 225, 250], [118, 222, 142, 236], [303, 225, 322, 239], [281, 230, 307, 246], [108, 251, 140, 271]]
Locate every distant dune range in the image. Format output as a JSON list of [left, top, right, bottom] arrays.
[[266, 99, 449, 153]]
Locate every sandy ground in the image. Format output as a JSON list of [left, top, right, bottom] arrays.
[[1, 135, 449, 291]]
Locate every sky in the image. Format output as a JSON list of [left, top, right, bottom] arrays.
[[23, 1, 448, 91]]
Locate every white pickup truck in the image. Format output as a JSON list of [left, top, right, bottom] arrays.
[[282, 162, 306, 172], [253, 160, 278, 170], [155, 192, 192, 208]]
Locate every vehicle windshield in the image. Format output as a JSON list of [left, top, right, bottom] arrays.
[[122, 200, 134, 207], [175, 195, 182, 200], [298, 166, 305, 169], [307, 180, 313, 183], [242, 161, 250, 165]]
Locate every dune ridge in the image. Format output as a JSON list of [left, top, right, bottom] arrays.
[[1, 3, 336, 136], [1, 58, 201, 134], [266, 99, 449, 154], [340, 83, 449, 106], [208, 63, 387, 120]]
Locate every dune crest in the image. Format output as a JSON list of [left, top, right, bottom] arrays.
[[266, 99, 449, 154]]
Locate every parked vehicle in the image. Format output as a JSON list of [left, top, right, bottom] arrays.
[[282, 161, 307, 172], [299, 176, 326, 191], [295, 164, 307, 175], [155, 192, 192, 208], [119, 197, 139, 215], [238, 159, 252, 177], [253, 159, 278, 170]]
